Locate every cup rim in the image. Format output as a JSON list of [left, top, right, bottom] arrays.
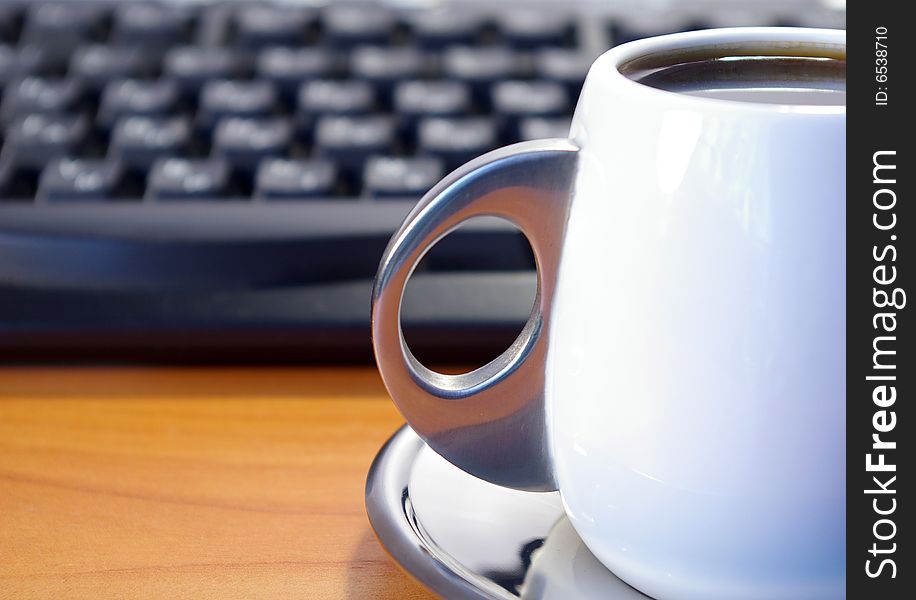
[[596, 27, 847, 115]]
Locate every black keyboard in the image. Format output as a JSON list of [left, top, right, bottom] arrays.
[[0, 1, 844, 363]]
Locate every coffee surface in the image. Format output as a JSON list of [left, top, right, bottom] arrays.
[[625, 55, 846, 106]]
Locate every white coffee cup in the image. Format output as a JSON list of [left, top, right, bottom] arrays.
[[372, 28, 845, 600]]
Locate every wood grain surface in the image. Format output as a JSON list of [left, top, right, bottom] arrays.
[[0, 367, 434, 600]]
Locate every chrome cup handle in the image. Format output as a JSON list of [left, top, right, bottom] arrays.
[[371, 139, 579, 491]]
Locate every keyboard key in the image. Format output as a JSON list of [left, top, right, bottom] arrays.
[[234, 5, 312, 48], [109, 116, 191, 167], [3, 113, 88, 167], [518, 117, 571, 141], [791, 10, 846, 30], [257, 48, 335, 95], [314, 115, 394, 172], [198, 80, 278, 127], [0, 45, 54, 82], [70, 46, 153, 89], [443, 47, 526, 98], [363, 156, 443, 198], [147, 158, 229, 200], [610, 15, 701, 45], [164, 48, 247, 92], [37, 158, 122, 201], [498, 9, 573, 47], [409, 8, 482, 48], [491, 81, 569, 138], [22, 3, 107, 46], [255, 158, 337, 199], [112, 3, 193, 45], [492, 81, 569, 116], [349, 47, 426, 91], [323, 4, 395, 47], [212, 118, 291, 169], [394, 80, 471, 124], [535, 49, 593, 97], [702, 10, 771, 29], [1, 77, 83, 121], [297, 80, 375, 129], [98, 79, 180, 126], [418, 117, 497, 170]]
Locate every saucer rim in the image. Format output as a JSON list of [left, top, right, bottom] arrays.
[[365, 424, 503, 600]]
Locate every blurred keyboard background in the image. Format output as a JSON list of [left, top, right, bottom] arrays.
[[0, 0, 844, 363]]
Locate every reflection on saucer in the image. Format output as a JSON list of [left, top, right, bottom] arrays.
[[367, 425, 650, 599], [525, 518, 649, 598], [410, 441, 565, 597]]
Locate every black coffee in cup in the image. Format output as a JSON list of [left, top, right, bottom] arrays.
[[621, 47, 846, 106]]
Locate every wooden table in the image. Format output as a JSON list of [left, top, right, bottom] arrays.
[[0, 367, 434, 600]]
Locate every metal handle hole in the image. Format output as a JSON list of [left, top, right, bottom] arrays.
[[401, 216, 537, 374]]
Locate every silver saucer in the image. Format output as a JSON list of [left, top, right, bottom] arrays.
[[366, 425, 650, 599]]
